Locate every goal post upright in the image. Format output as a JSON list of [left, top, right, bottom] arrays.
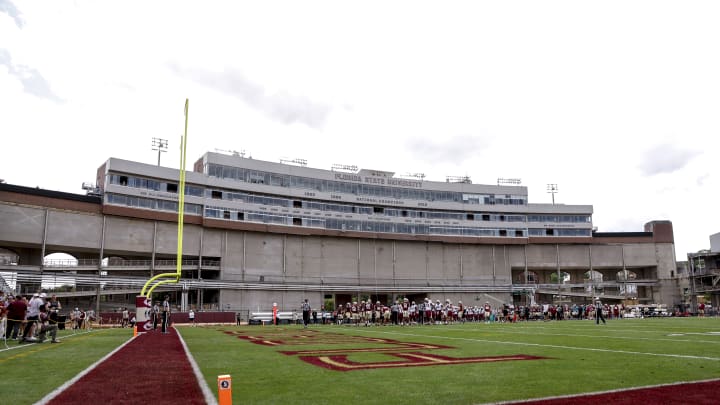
[[137, 99, 189, 334]]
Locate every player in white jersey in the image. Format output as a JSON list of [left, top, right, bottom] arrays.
[[409, 301, 417, 325], [434, 300, 443, 324], [423, 298, 432, 325], [484, 302, 492, 323]]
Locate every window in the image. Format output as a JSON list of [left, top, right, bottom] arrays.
[[293, 200, 302, 208], [545, 229, 554, 236], [499, 230, 507, 237], [482, 214, 490, 221], [223, 210, 231, 219], [373, 206, 384, 214], [166, 183, 178, 193], [119, 176, 128, 186], [211, 190, 222, 199], [293, 217, 302, 226]]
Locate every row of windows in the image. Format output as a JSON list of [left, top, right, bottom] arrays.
[[528, 228, 592, 237], [205, 163, 527, 205], [106, 193, 203, 215], [107, 173, 591, 228], [109, 175, 204, 197], [212, 188, 581, 224], [204, 207, 537, 237], [105, 192, 592, 238], [527, 215, 591, 223]]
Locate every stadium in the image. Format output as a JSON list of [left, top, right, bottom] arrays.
[[0, 151, 679, 317], [1, 152, 718, 404]]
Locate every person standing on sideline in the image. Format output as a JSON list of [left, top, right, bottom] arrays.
[[6, 295, 27, 340], [121, 307, 129, 328], [595, 300, 606, 325], [152, 301, 160, 330], [301, 299, 311, 328], [161, 295, 171, 333], [22, 293, 44, 342], [188, 308, 196, 326]]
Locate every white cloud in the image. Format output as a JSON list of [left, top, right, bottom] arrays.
[[638, 144, 702, 176], [0, 0, 23, 28], [169, 64, 332, 129]]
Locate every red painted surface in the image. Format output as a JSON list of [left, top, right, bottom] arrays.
[[48, 328, 206, 405], [512, 379, 720, 405]]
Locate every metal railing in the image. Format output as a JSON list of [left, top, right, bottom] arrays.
[[42, 259, 221, 268]]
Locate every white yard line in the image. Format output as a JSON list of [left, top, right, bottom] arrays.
[[177, 328, 218, 405], [488, 328, 720, 345], [353, 329, 720, 362]]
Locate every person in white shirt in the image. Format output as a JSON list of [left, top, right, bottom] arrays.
[[22, 293, 44, 342], [162, 295, 171, 333]]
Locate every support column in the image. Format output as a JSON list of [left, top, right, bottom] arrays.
[[97, 216, 106, 317], [181, 286, 189, 312], [151, 222, 158, 276], [40, 209, 49, 271], [492, 245, 496, 285]]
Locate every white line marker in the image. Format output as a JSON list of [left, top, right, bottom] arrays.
[[353, 329, 720, 362], [35, 332, 137, 405], [177, 328, 218, 405]]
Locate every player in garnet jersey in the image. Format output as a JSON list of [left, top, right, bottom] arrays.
[[351, 302, 360, 326], [401, 298, 410, 326], [364, 300, 373, 326]]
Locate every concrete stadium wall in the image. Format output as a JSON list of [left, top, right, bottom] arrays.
[[0, 201, 680, 308]]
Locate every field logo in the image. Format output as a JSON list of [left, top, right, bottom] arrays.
[[225, 329, 547, 372]]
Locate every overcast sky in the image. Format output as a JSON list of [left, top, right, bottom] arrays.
[[1, 1, 719, 260]]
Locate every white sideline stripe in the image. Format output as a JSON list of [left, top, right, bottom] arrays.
[[1, 329, 95, 353], [493, 329, 720, 345], [35, 333, 137, 405], [487, 377, 720, 404], [177, 328, 218, 405], [357, 329, 720, 361]]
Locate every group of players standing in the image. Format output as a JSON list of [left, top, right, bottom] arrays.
[[334, 297, 497, 326]]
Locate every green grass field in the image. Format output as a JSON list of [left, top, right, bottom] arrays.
[[2, 318, 720, 404]]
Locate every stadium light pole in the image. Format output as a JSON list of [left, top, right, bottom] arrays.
[[547, 184, 558, 205], [152, 137, 168, 166]]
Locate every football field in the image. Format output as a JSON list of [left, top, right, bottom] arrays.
[[1, 317, 719, 404], [182, 317, 720, 404]]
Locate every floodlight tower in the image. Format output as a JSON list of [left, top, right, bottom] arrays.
[[152, 137, 168, 166], [547, 183, 559, 205]]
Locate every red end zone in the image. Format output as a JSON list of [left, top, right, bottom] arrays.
[[506, 378, 720, 405]]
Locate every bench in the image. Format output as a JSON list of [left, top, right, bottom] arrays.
[[249, 311, 298, 325]]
